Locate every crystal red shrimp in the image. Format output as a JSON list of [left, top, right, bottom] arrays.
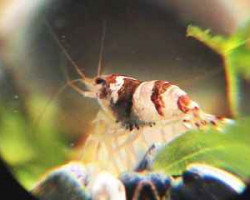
[[46, 22, 233, 173]]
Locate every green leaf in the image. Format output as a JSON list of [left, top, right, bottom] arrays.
[[153, 119, 250, 178], [187, 25, 227, 54], [187, 25, 248, 55], [187, 23, 250, 116], [0, 94, 70, 190], [0, 112, 35, 165]]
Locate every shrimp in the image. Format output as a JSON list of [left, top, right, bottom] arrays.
[[46, 21, 233, 173]]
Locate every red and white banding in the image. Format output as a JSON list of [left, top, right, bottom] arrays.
[[92, 74, 228, 131]]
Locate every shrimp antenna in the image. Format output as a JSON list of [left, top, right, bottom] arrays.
[[97, 20, 107, 76], [44, 20, 86, 80]]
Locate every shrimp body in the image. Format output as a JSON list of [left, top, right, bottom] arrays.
[[85, 73, 223, 132]]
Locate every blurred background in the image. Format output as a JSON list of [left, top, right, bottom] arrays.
[[0, 0, 250, 190]]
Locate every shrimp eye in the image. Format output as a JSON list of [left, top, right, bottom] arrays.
[[95, 77, 105, 84]]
